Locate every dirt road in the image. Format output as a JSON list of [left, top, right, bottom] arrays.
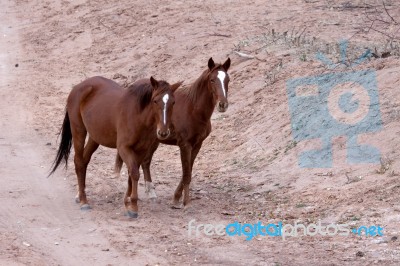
[[0, 2, 131, 265]]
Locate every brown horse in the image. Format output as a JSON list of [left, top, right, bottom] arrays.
[[115, 57, 231, 208], [49, 76, 182, 218]]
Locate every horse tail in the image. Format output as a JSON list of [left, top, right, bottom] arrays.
[[48, 111, 73, 176]]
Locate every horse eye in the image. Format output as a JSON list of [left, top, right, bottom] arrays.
[[153, 100, 157, 104], [210, 80, 215, 83]]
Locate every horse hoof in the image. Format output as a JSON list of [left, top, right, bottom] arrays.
[[127, 210, 138, 218], [80, 204, 91, 211], [75, 197, 80, 204], [171, 203, 183, 209]]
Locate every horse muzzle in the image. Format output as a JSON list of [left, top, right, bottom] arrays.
[[217, 101, 229, 112], [157, 129, 170, 140]]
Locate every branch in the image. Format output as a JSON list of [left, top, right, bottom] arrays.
[[234, 51, 255, 59], [208, 32, 232, 38], [383, 0, 398, 24]]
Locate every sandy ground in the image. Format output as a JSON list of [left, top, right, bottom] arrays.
[[1, 0, 400, 265]]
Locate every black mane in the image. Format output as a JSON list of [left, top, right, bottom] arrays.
[[127, 80, 171, 111]]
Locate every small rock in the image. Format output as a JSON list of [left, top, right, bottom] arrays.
[[221, 211, 234, 216], [46, 142, 51, 146], [102, 248, 110, 251], [356, 251, 364, 257], [54, 242, 59, 245], [22, 241, 31, 247], [372, 238, 388, 244], [391, 236, 398, 242], [112, 73, 127, 80], [15, 63, 18, 67]]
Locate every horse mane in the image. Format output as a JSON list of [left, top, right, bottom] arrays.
[[177, 64, 223, 104], [126, 80, 171, 111], [177, 69, 208, 103]]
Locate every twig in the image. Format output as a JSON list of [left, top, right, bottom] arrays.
[[361, 4, 400, 41], [208, 32, 232, 38], [98, 18, 112, 30], [383, 0, 398, 24], [234, 51, 255, 59], [345, 173, 351, 183]]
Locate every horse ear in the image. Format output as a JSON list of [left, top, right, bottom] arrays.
[[208, 57, 215, 70], [223, 58, 231, 71], [150, 76, 158, 89], [171, 81, 183, 92]]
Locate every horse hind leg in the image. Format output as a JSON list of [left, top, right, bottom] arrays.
[[173, 144, 192, 209], [114, 152, 123, 178], [173, 143, 202, 209], [143, 159, 157, 200], [143, 142, 159, 200], [183, 143, 202, 207], [74, 136, 99, 210]]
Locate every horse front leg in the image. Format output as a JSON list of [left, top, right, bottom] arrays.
[[173, 144, 192, 208], [118, 146, 140, 218]]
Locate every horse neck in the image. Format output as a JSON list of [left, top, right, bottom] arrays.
[[124, 98, 155, 132], [190, 72, 216, 121], [140, 105, 156, 129]]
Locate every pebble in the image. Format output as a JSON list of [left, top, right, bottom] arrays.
[[356, 251, 364, 257], [372, 238, 388, 244]]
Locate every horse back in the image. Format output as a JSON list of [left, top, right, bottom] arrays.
[[67, 76, 124, 148]]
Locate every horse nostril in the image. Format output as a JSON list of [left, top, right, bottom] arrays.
[[158, 130, 169, 138], [219, 102, 228, 109]]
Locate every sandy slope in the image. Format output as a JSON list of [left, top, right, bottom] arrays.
[[1, 0, 400, 265]]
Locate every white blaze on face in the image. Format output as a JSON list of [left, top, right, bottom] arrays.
[[162, 93, 169, 125], [217, 71, 226, 98]]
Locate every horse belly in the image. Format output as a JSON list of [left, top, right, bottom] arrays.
[[81, 106, 118, 148]]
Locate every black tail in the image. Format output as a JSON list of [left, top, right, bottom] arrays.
[[48, 111, 73, 176]]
